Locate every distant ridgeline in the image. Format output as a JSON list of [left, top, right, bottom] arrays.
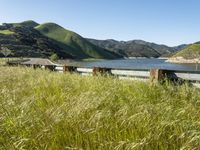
[[87, 39, 187, 58], [0, 20, 187, 59]]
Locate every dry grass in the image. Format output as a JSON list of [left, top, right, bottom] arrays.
[[0, 67, 200, 149]]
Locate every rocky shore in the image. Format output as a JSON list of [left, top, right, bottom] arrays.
[[166, 57, 200, 64]]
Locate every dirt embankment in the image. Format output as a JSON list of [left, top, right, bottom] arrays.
[[166, 57, 200, 64]]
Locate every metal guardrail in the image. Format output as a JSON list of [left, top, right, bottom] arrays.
[[55, 66, 200, 84], [173, 72, 200, 82], [111, 69, 150, 78], [6, 59, 200, 87]]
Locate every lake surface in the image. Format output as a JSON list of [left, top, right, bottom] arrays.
[[70, 58, 200, 71]]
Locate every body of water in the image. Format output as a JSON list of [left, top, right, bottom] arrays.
[[71, 58, 200, 71]]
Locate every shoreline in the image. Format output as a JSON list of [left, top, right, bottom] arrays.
[[166, 57, 200, 64]]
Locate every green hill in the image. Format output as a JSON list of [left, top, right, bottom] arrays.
[[17, 20, 39, 28], [0, 21, 121, 59], [174, 42, 200, 59], [0, 25, 73, 58], [0, 29, 15, 35], [35, 23, 121, 59], [3, 20, 39, 28]]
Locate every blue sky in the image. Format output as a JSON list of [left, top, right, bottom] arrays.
[[0, 0, 200, 46]]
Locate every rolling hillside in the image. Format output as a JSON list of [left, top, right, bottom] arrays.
[[0, 21, 121, 59], [3, 20, 39, 28], [0, 20, 188, 59], [35, 23, 121, 59], [87, 39, 185, 57], [0, 25, 73, 58], [173, 42, 200, 59]]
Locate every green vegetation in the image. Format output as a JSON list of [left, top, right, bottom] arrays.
[[10, 20, 39, 28], [0, 67, 200, 149], [0, 25, 73, 58], [174, 43, 200, 59], [0, 58, 20, 65], [36, 23, 80, 46], [36, 23, 121, 59], [0, 30, 15, 35], [87, 39, 184, 58], [0, 58, 7, 65], [49, 53, 59, 61], [0, 21, 121, 59]]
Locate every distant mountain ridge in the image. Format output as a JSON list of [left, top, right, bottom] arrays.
[[0, 20, 188, 59], [87, 39, 187, 58]]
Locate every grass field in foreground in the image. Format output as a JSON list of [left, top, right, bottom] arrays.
[[0, 67, 200, 149]]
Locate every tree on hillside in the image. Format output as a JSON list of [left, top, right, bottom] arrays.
[[49, 53, 59, 62]]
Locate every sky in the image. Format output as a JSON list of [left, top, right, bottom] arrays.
[[0, 0, 200, 46]]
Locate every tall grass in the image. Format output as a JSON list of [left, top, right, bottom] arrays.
[[0, 67, 200, 149], [0, 58, 20, 66]]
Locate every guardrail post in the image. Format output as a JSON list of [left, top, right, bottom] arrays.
[[151, 69, 183, 83], [93, 67, 111, 76], [150, 69, 166, 82], [32, 64, 37, 69], [63, 65, 77, 73], [44, 65, 56, 71]]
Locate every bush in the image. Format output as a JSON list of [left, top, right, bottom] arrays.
[[49, 53, 59, 61]]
